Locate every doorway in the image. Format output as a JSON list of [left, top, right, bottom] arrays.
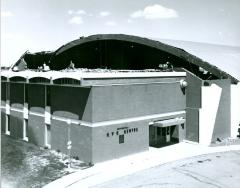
[[149, 125, 179, 148]]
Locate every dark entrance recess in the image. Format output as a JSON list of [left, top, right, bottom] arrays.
[[149, 125, 179, 148]]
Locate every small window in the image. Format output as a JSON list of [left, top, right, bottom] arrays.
[[119, 135, 124, 144], [116, 131, 119, 135], [124, 130, 126, 134], [112, 132, 114, 136], [136, 128, 138, 132], [106, 133, 109, 137]]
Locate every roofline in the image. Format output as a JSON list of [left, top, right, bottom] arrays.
[[52, 34, 238, 83]]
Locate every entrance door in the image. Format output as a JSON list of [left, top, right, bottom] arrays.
[[149, 125, 178, 148]]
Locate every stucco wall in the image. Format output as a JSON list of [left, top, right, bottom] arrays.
[[91, 80, 186, 122]]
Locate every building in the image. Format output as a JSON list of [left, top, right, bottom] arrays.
[[1, 34, 240, 164]]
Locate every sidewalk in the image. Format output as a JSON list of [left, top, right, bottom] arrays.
[[44, 141, 240, 188]]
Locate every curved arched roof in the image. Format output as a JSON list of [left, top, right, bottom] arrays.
[[52, 34, 238, 83]]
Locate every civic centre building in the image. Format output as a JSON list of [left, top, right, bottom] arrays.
[[1, 34, 240, 164]]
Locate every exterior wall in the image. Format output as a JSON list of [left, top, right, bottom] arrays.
[[91, 79, 186, 122], [1, 81, 6, 106], [9, 110, 23, 139], [51, 119, 69, 154], [91, 112, 185, 163], [28, 84, 45, 114], [10, 82, 24, 109], [51, 85, 92, 122], [185, 71, 202, 142], [231, 83, 240, 138], [1, 109, 6, 133], [70, 124, 92, 163], [51, 119, 92, 163], [92, 121, 149, 163], [28, 114, 45, 146], [199, 83, 222, 145], [209, 79, 231, 141]]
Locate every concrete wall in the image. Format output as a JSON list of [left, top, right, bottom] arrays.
[[10, 83, 24, 109], [28, 84, 45, 114], [209, 79, 231, 141], [199, 83, 222, 145], [1, 109, 6, 133], [51, 85, 92, 121], [1, 82, 6, 106], [92, 79, 186, 122], [180, 71, 202, 142], [92, 121, 149, 163], [231, 83, 240, 138], [28, 114, 45, 146], [70, 124, 92, 163], [51, 119, 92, 163], [9, 110, 23, 139]]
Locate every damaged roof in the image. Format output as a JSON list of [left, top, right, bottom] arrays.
[[10, 34, 239, 83]]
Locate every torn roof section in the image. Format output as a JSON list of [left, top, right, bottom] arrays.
[[11, 34, 239, 83]]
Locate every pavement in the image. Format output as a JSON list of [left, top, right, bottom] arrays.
[[44, 141, 240, 188]]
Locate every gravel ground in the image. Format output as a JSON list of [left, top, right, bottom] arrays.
[[93, 150, 240, 188], [1, 134, 87, 188]]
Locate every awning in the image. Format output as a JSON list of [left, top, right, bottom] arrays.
[[154, 118, 185, 128]]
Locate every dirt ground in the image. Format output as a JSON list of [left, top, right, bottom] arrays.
[[93, 150, 240, 188]]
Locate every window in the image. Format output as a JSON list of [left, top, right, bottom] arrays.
[[106, 133, 109, 137], [112, 132, 114, 136], [119, 135, 124, 144], [116, 131, 119, 135], [124, 130, 126, 134], [23, 119, 28, 141]]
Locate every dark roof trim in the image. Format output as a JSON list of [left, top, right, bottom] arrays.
[[54, 34, 238, 83]]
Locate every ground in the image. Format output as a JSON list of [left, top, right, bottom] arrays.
[[93, 151, 240, 188], [2, 134, 240, 188], [1, 134, 87, 188]]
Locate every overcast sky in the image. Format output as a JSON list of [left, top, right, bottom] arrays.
[[1, 0, 240, 66]]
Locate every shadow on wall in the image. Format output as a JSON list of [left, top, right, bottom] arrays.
[[51, 86, 91, 120]]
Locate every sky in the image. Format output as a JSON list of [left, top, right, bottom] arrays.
[[1, 0, 240, 67]]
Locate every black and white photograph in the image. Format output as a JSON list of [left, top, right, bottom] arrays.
[[1, 0, 240, 187]]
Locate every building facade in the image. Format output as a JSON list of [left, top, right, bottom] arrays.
[[1, 34, 239, 164]]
